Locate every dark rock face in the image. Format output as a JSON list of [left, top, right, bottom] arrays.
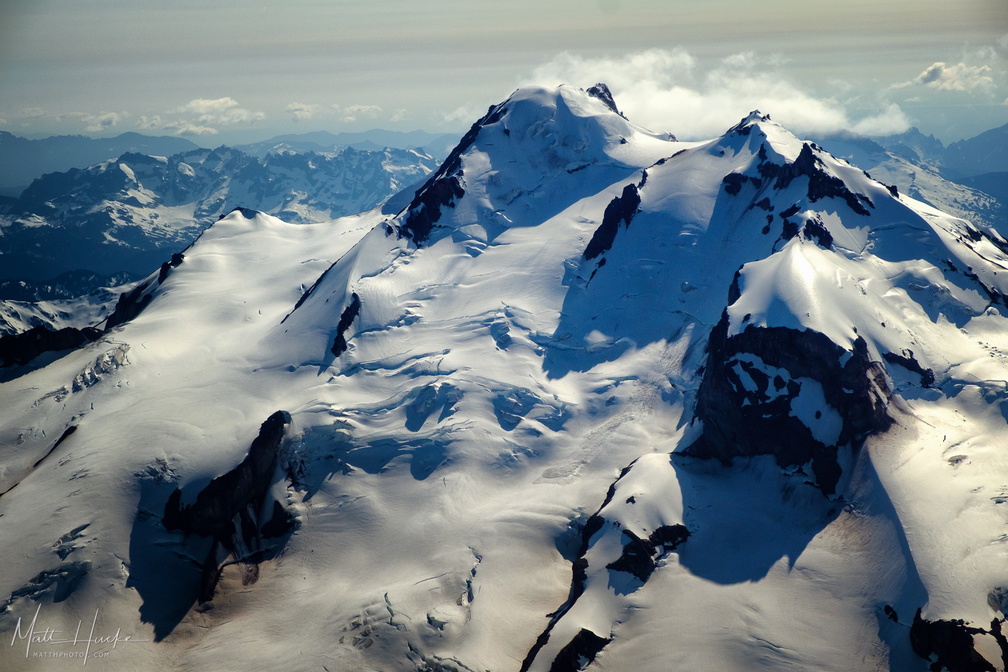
[[606, 524, 690, 582], [330, 292, 361, 357], [683, 314, 892, 494], [162, 410, 295, 603], [390, 103, 506, 247], [394, 173, 465, 246], [157, 252, 185, 283], [883, 350, 936, 387], [583, 183, 641, 261], [722, 171, 763, 196], [721, 129, 878, 243], [548, 628, 611, 672], [3, 562, 91, 610], [802, 215, 834, 249], [0, 325, 101, 367], [910, 608, 1004, 672], [104, 279, 155, 331], [586, 83, 623, 117], [106, 251, 183, 331], [760, 143, 874, 216], [521, 463, 660, 671]]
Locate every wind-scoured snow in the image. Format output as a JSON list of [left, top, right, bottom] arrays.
[[1, 84, 1006, 672]]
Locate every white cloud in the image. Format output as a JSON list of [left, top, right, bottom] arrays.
[[524, 50, 910, 139], [136, 114, 217, 136], [171, 123, 218, 136], [177, 97, 265, 125], [136, 115, 163, 130], [52, 110, 124, 132], [18, 107, 47, 119], [528, 48, 695, 93], [334, 104, 382, 123], [444, 105, 482, 125], [850, 103, 912, 136], [894, 62, 994, 92], [286, 102, 318, 122], [130, 97, 266, 137], [84, 111, 122, 132], [390, 108, 408, 123]]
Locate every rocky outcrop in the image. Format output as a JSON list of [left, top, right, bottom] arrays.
[[583, 183, 641, 261], [910, 608, 1008, 672], [761, 142, 875, 216], [883, 350, 936, 387], [2, 562, 91, 611], [163, 410, 295, 603], [330, 292, 361, 357], [394, 174, 465, 246], [0, 325, 101, 367], [520, 463, 651, 671], [548, 628, 611, 672], [683, 313, 892, 494], [720, 121, 878, 228], [389, 103, 506, 246], [586, 83, 623, 117], [606, 524, 690, 583], [104, 252, 183, 331]]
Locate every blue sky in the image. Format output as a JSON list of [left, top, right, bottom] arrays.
[[0, 0, 1005, 144]]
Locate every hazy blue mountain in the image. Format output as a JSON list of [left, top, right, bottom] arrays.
[[870, 127, 946, 167], [0, 131, 201, 195], [237, 129, 458, 160], [941, 122, 1008, 180]]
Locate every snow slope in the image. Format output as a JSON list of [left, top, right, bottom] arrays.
[[1, 84, 1007, 672]]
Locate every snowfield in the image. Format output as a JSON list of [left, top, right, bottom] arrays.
[[1, 84, 1006, 672]]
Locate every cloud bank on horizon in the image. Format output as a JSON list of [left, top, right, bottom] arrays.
[[523, 49, 918, 139], [8, 39, 1005, 145], [1, 0, 1005, 147]]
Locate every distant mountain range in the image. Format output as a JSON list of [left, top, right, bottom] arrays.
[[0, 145, 438, 298], [0, 132, 201, 196], [235, 129, 458, 160], [0, 129, 458, 196], [873, 124, 1008, 214]]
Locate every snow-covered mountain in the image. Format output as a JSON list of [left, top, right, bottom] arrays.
[[0, 145, 438, 288], [0, 131, 201, 196], [1, 84, 1007, 672]]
